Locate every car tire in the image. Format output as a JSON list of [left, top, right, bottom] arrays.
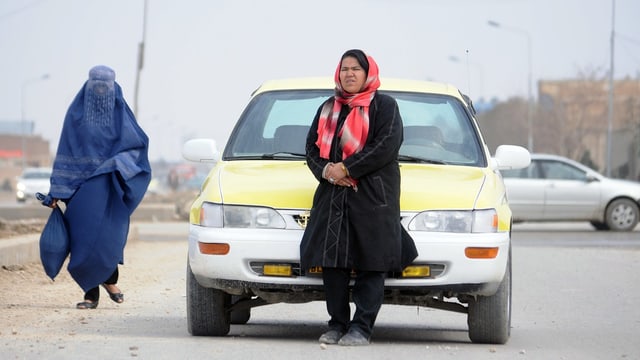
[[230, 295, 251, 325], [467, 249, 511, 344], [605, 198, 640, 232], [186, 262, 231, 336]]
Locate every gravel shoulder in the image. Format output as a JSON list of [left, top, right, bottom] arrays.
[[0, 226, 188, 359]]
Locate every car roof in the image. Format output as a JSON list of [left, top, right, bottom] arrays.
[[529, 153, 581, 162], [252, 77, 465, 100], [528, 153, 602, 174]]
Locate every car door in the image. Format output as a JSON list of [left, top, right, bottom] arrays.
[[539, 159, 602, 220], [502, 161, 545, 220]]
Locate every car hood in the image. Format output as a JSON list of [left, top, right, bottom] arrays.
[[399, 163, 492, 211], [211, 160, 318, 209], [18, 178, 51, 190], [208, 160, 493, 211]]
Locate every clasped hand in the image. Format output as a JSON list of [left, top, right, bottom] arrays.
[[324, 162, 355, 188]]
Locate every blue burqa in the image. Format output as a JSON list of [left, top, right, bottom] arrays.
[[48, 65, 151, 292]]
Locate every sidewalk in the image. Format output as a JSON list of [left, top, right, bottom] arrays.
[[0, 221, 189, 268]]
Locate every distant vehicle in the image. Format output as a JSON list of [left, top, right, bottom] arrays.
[[502, 153, 640, 231], [16, 167, 52, 203], [181, 77, 530, 344]]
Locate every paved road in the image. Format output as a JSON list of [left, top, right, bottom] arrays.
[[1, 222, 639, 359]]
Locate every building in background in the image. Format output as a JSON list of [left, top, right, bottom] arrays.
[[478, 77, 640, 180], [538, 78, 640, 179], [0, 120, 51, 192]]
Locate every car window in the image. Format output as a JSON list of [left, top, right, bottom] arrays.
[[539, 160, 587, 180], [224, 89, 483, 166], [225, 90, 330, 158], [388, 92, 482, 166]]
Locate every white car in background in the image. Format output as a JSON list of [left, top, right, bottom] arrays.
[[15, 167, 52, 203], [501, 153, 640, 231]]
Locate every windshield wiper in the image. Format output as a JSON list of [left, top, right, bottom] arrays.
[[397, 154, 446, 165], [225, 152, 306, 160], [261, 152, 306, 159]]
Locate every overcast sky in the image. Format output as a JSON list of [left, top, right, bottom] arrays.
[[1, 0, 638, 162]]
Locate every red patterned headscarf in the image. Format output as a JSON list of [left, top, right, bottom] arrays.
[[316, 51, 380, 160]]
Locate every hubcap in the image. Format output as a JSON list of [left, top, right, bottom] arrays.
[[611, 204, 636, 227]]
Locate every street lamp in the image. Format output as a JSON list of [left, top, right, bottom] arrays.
[[133, 0, 148, 118], [20, 73, 50, 170], [605, 0, 615, 177], [488, 20, 534, 151]]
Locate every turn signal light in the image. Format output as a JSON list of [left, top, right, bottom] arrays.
[[198, 242, 230, 255], [465, 247, 499, 259]]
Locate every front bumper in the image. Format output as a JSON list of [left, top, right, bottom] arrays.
[[187, 224, 510, 298]]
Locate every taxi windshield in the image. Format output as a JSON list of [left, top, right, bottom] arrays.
[[223, 89, 484, 167]]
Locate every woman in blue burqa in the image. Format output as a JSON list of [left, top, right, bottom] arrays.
[[42, 65, 151, 309]]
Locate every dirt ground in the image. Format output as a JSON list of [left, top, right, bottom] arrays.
[[0, 229, 145, 323], [0, 228, 188, 359], [0, 191, 192, 359]]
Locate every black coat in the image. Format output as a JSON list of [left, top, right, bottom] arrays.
[[300, 93, 418, 272]]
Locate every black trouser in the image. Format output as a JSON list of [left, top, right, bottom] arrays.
[[322, 267, 385, 339], [84, 267, 119, 302]]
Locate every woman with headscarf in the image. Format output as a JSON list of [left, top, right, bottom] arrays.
[[42, 65, 151, 309], [301, 49, 418, 346]]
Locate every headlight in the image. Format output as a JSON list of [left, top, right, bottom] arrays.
[[200, 203, 286, 229], [16, 182, 26, 191], [409, 209, 497, 233]]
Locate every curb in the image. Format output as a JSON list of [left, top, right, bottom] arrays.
[[0, 221, 189, 268], [0, 233, 41, 268]]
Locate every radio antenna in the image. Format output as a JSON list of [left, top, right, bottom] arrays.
[[465, 49, 472, 97]]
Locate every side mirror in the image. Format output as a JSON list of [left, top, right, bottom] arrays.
[[182, 139, 219, 163], [585, 173, 600, 182], [492, 145, 531, 170]]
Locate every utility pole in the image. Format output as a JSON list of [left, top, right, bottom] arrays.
[[133, 0, 148, 119], [606, 0, 615, 177]]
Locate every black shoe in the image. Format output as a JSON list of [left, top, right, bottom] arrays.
[[76, 300, 98, 309], [319, 329, 344, 344], [102, 284, 124, 303], [338, 329, 370, 346]]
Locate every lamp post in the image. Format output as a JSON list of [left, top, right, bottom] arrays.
[[605, 0, 615, 177], [20, 73, 50, 170], [133, 0, 148, 119], [488, 20, 534, 152]]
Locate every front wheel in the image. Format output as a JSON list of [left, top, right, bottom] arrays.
[[467, 250, 512, 344], [605, 198, 639, 231], [186, 262, 231, 336]]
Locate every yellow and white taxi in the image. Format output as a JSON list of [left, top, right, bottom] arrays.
[[182, 78, 530, 344]]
